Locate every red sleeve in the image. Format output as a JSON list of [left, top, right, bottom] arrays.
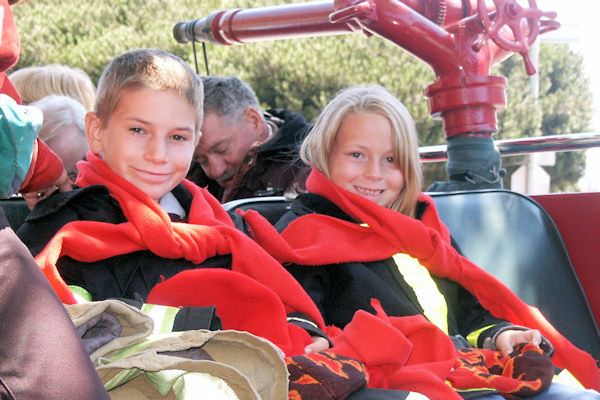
[[0, 0, 20, 75], [19, 139, 64, 193], [0, 73, 21, 103]]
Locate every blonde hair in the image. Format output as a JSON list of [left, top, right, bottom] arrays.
[[9, 64, 96, 111], [301, 85, 422, 217], [94, 48, 203, 135]]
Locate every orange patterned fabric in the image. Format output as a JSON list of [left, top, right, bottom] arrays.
[[448, 343, 554, 398], [286, 351, 368, 400]]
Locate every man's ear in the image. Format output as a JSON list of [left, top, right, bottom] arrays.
[[244, 106, 263, 131], [85, 112, 104, 154]]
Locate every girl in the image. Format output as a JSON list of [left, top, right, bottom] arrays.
[[242, 85, 600, 399]]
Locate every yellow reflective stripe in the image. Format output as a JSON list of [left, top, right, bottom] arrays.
[[141, 304, 180, 334], [553, 369, 585, 388], [393, 253, 449, 334], [68, 285, 92, 303], [466, 324, 496, 347]]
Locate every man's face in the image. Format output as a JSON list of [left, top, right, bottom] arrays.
[[194, 110, 264, 188]]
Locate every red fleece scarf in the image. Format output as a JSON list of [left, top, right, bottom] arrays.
[[242, 169, 599, 390], [34, 151, 324, 355]]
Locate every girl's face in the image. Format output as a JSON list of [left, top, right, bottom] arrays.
[[328, 112, 404, 208]]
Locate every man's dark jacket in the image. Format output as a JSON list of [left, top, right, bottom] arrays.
[[187, 108, 311, 202]]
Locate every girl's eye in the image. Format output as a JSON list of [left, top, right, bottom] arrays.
[[130, 127, 144, 134], [350, 152, 362, 158], [385, 156, 395, 163]]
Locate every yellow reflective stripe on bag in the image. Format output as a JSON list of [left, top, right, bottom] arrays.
[[103, 367, 240, 399], [142, 303, 181, 334], [68, 285, 93, 303], [393, 253, 449, 334]]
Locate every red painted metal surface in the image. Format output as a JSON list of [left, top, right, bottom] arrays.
[[176, 0, 558, 140], [532, 192, 600, 328]]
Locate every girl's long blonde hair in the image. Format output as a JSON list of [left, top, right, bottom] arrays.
[[301, 85, 422, 217]]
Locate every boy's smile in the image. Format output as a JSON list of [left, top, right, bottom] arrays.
[[86, 87, 198, 201]]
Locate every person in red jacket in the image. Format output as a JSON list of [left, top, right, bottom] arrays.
[[1, 0, 71, 205]]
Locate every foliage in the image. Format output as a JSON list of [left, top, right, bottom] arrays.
[[11, 1, 594, 191], [494, 45, 593, 191]]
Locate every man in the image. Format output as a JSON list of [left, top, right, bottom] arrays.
[[187, 76, 311, 202]]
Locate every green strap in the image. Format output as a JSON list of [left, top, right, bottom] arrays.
[[142, 303, 180, 334], [105, 368, 238, 399], [68, 285, 92, 302]]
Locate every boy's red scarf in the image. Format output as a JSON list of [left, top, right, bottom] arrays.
[[34, 152, 324, 355], [242, 169, 599, 390]]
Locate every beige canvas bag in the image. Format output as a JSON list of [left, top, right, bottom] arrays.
[[67, 300, 289, 400]]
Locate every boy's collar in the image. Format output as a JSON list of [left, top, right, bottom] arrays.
[[159, 191, 186, 220]]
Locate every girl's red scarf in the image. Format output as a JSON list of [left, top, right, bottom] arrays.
[[34, 152, 324, 355], [242, 169, 599, 390]]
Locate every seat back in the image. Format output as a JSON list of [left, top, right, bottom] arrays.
[[225, 196, 292, 225], [224, 191, 600, 360], [0, 197, 30, 231], [429, 189, 600, 360]]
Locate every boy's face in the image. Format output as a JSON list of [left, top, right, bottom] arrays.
[[86, 87, 199, 201]]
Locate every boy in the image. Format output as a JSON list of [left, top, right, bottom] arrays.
[[17, 48, 326, 356]]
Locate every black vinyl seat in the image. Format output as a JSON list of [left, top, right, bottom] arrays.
[[430, 189, 600, 361], [224, 190, 600, 361], [0, 197, 30, 231]]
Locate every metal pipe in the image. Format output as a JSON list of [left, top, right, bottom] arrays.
[[173, 0, 484, 45], [173, 1, 361, 45], [420, 132, 600, 162]]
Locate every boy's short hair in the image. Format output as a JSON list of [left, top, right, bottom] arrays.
[[95, 49, 203, 134], [30, 94, 86, 143]]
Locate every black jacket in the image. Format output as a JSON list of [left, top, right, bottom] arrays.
[[187, 108, 311, 202], [274, 193, 510, 347], [17, 184, 246, 302]]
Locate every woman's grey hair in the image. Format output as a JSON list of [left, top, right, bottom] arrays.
[[30, 94, 86, 142]]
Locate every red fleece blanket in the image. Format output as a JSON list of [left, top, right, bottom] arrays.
[[34, 151, 324, 356], [242, 169, 600, 391]]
